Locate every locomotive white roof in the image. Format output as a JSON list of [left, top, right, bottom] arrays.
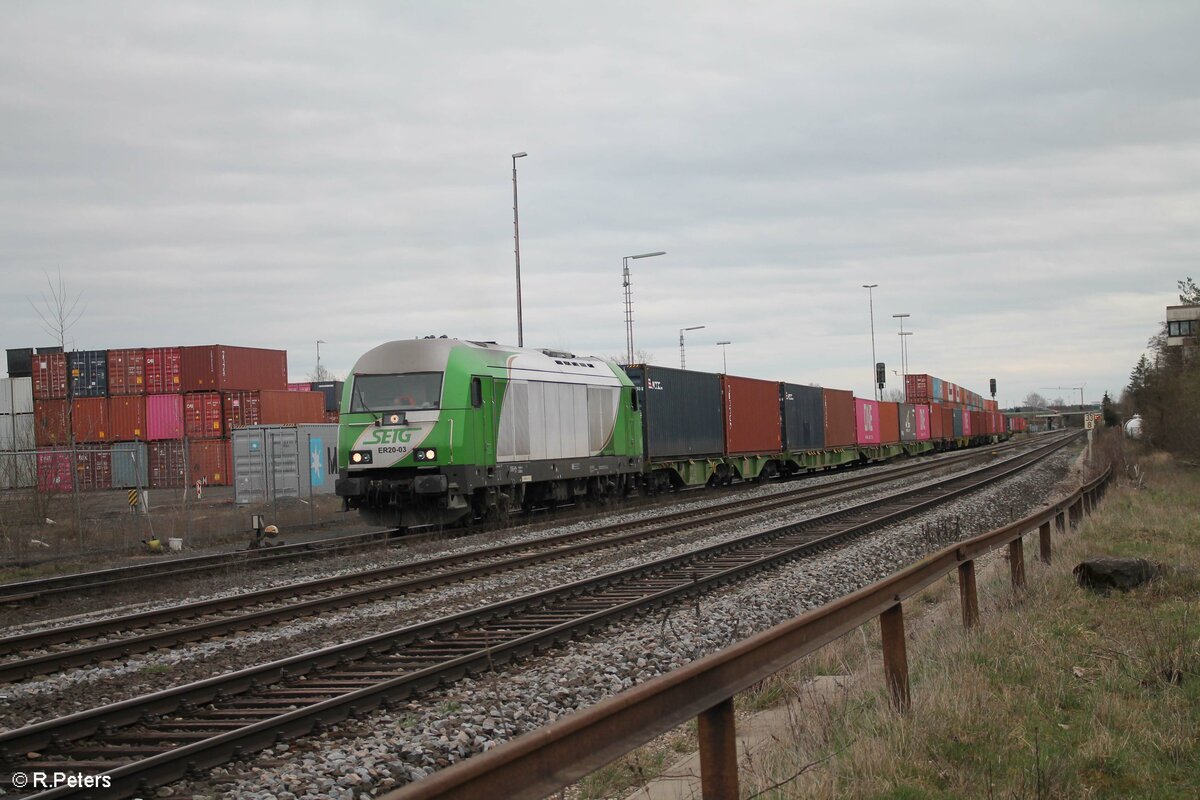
[[351, 338, 621, 385]]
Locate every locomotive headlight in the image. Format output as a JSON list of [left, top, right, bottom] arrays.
[[350, 450, 373, 464], [414, 448, 437, 462]]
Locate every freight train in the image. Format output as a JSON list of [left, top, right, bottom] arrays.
[[335, 338, 1022, 527]]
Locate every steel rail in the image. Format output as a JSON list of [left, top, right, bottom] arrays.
[[0, 436, 1048, 678], [1, 435, 1076, 798]]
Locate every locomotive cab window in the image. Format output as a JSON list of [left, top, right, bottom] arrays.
[[630, 387, 639, 411], [470, 377, 483, 408], [349, 372, 443, 412]]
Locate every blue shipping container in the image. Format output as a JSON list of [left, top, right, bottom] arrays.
[[68, 350, 108, 398]]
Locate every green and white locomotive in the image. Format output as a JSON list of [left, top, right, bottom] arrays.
[[336, 338, 644, 527]]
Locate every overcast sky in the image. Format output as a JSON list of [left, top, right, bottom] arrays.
[[3, 1, 1197, 407]]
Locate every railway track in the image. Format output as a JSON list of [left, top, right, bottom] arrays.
[[0, 436, 1036, 607], [0, 435, 1054, 682], [0, 432, 1077, 799]]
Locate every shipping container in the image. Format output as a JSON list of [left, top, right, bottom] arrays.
[[222, 390, 327, 430], [144, 347, 182, 394], [6, 348, 33, 378], [324, 410, 340, 425], [0, 377, 34, 415], [780, 383, 824, 451], [309, 381, 345, 412], [822, 389, 855, 448], [855, 398, 882, 446], [943, 406, 957, 439], [953, 408, 965, 438], [147, 394, 184, 440], [904, 374, 931, 404], [72, 397, 110, 442], [188, 439, 229, 486], [107, 348, 146, 396], [624, 365, 723, 460], [67, 350, 108, 398], [932, 378, 943, 403], [108, 396, 148, 441], [0, 452, 36, 489], [914, 404, 932, 440], [179, 345, 287, 392], [73, 446, 112, 491], [287, 382, 311, 392], [0, 414, 34, 451], [36, 449, 72, 493], [232, 424, 339, 504], [721, 375, 782, 456], [969, 410, 984, 437], [33, 399, 69, 446], [878, 401, 900, 444], [183, 392, 223, 439], [929, 403, 945, 440], [148, 441, 185, 488], [898, 403, 918, 442], [111, 442, 149, 488], [32, 353, 67, 399]]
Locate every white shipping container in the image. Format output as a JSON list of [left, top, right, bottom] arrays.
[[231, 424, 339, 505], [0, 414, 34, 452], [0, 377, 33, 416], [0, 451, 36, 489]]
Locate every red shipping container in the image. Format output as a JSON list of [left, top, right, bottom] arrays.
[[929, 403, 945, 440], [184, 392, 223, 439], [147, 394, 184, 440], [222, 390, 327, 430], [32, 353, 67, 399], [33, 399, 69, 446], [188, 439, 229, 486], [822, 389, 855, 448], [855, 398, 882, 445], [941, 406, 955, 440], [179, 345, 287, 392], [904, 374, 931, 404], [107, 348, 146, 396], [73, 446, 112, 491], [287, 382, 312, 392], [72, 397, 110, 442], [144, 347, 182, 394], [37, 449, 72, 493], [720, 375, 782, 456], [325, 410, 340, 424], [109, 396, 148, 441], [878, 401, 900, 444], [971, 410, 985, 437], [149, 441, 185, 488]]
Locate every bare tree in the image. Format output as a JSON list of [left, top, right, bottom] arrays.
[[307, 364, 335, 382], [1021, 392, 1048, 409], [882, 388, 905, 402]]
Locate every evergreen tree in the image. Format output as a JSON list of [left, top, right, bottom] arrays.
[[1101, 391, 1120, 427]]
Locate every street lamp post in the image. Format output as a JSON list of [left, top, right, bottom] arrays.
[[679, 325, 705, 369], [622, 251, 667, 364], [716, 340, 731, 373], [316, 340, 326, 380], [512, 152, 528, 347], [863, 284, 879, 400], [892, 313, 910, 378]]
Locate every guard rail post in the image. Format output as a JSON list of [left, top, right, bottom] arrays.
[[1038, 521, 1052, 564], [879, 601, 910, 712], [1008, 535, 1026, 590], [1055, 509, 1066, 534], [698, 697, 739, 799], [956, 555, 979, 630]]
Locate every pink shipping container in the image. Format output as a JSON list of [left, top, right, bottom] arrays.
[[109, 396, 148, 441], [962, 409, 974, 437], [915, 405, 932, 440], [32, 353, 68, 399], [37, 449, 72, 493], [721, 375, 783, 456], [147, 394, 184, 440], [287, 382, 312, 392], [144, 347, 182, 394], [184, 392, 224, 439], [222, 390, 327, 430], [179, 345, 287, 392], [72, 397, 110, 443], [855, 398, 882, 445], [107, 348, 146, 396]]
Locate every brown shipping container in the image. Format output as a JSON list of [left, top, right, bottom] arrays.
[[107, 348, 146, 395], [941, 405, 955, 440], [33, 399, 69, 446], [179, 345, 287, 392], [32, 353, 68, 399], [222, 390, 327, 429], [822, 388, 855, 448], [188, 439, 230, 487], [184, 392, 224, 439], [74, 447, 112, 491], [929, 402, 945, 440], [878, 401, 901, 444], [904, 374, 931, 404], [970, 410, 985, 437], [721, 375, 782, 456], [144, 347, 182, 394], [149, 441, 185, 488], [72, 397, 110, 442], [108, 396, 148, 441]]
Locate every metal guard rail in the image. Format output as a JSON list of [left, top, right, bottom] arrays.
[[385, 463, 1114, 800]]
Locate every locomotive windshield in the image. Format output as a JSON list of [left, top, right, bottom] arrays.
[[350, 372, 443, 412]]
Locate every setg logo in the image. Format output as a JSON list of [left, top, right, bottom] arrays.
[[365, 427, 418, 445]]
